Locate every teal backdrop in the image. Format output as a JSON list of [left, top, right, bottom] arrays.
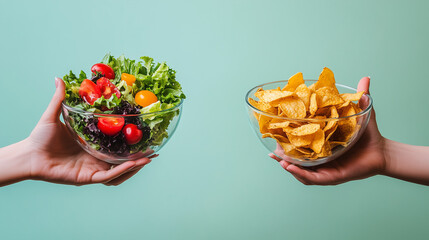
[[1, 0, 429, 239]]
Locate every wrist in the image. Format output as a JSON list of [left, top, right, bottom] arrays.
[[0, 139, 34, 186], [381, 138, 392, 176], [380, 138, 391, 176]]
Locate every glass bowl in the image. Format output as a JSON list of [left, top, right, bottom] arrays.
[[245, 80, 372, 167], [61, 100, 183, 164]]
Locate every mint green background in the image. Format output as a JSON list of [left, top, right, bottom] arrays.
[[1, 0, 429, 239]]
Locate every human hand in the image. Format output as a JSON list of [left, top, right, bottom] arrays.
[[26, 78, 154, 186], [270, 77, 387, 185]]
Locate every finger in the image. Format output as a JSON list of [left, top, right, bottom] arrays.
[[279, 161, 313, 185], [133, 158, 151, 168], [279, 160, 290, 169], [148, 154, 159, 159], [269, 153, 282, 162], [357, 76, 370, 94], [40, 78, 66, 123], [104, 166, 144, 186], [104, 158, 151, 186], [91, 161, 136, 183], [285, 164, 334, 185]]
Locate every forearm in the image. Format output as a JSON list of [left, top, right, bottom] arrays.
[[383, 139, 429, 185], [0, 139, 32, 187]]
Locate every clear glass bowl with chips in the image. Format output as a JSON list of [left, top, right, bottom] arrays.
[[245, 79, 373, 167]]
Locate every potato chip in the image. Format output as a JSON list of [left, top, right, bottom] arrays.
[[287, 123, 320, 136], [294, 83, 311, 110], [330, 141, 348, 148], [325, 124, 338, 141], [313, 115, 327, 129], [333, 117, 357, 142], [309, 129, 325, 153], [316, 141, 332, 158], [340, 91, 364, 102], [350, 102, 363, 113], [323, 107, 339, 132], [262, 132, 287, 142], [278, 97, 306, 119], [268, 127, 284, 135], [309, 93, 318, 115], [296, 147, 312, 154], [278, 141, 296, 153], [268, 121, 290, 129], [263, 133, 295, 153], [248, 98, 277, 114], [287, 133, 313, 147], [258, 114, 272, 134], [316, 87, 344, 108], [315, 67, 338, 93], [282, 72, 304, 92], [255, 89, 294, 103], [315, 107, 330, 117]]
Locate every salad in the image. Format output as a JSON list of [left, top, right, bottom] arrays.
[[62, 53, 186, 157]]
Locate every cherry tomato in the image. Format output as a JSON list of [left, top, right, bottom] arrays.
[[96, 77, 121, 99], [79, 79, 102, 105], [97, 117, 125, 136], [91, 63, 115, 79], [121, 73, 136, 86], [135, 90, 158, 107], [122, 124, 143, 145]]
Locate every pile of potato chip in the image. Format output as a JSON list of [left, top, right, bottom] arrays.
[[249, 67, 365, 160]]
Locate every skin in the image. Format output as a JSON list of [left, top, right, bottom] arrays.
[[270, 77, 429, 186], [0, 78, 154, 187]]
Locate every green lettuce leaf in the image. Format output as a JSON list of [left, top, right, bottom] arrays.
[[92, 94, 122, 110], [62, 70, 87, 106], [140, 101, 179, 145]]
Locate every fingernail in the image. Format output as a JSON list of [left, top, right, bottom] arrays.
[[367, 76, 371, 80], [55, 77, 60, 88]]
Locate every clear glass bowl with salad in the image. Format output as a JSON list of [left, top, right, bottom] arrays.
[[61, 54, 185, 164]]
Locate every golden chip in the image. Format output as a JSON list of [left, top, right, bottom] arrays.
[[268, 121, 290, 129], [248, 98, 277, 114], [287, 123, 320, 136], [286, 133, 313, 147], [282, 72, 304, 92], [313, 115, 327, 129], [309, 93, 318, 115], [315, 67, 338, 92], [255, 89, 294, 103], [340, 91, 364, 102], [330, 141, 348, 148], [315, 87, 345, 108], [294, 83, 311, 111], [309, 129, 325, 153], [278, 97, 306, 119], [258, 114, 272, 134]]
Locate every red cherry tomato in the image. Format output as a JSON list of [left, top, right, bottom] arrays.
[[122, 124, 143, 145], [97, 117, 125, 136], [96, 77, 121, 99], [79, 79, 101, 105], [91, 63, 115, 79], [135, 90, 158, 107]]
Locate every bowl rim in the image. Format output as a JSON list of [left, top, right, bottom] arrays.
[[62, 99, 184, 117], [245, 79, 373, 121]]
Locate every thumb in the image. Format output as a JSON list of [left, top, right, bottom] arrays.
[[357, 76, 370, 94], [39, 77, 66, 123]]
